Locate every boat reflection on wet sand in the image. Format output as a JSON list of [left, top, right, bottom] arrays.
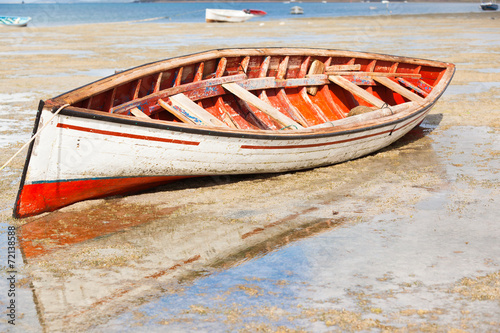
[[19, 115, 442, 331], [19, 188, 343, 331]]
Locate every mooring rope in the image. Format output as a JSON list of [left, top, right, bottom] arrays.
[[0, 103, 70, 172]]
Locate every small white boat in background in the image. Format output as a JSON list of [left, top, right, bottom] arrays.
[[290, 6, 304, 15], [205, 9, 255, 23], [0, 16, 32, 27]]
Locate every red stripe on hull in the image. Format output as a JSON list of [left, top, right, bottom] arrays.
[[14, 175, 190, 218], [56, 123, 200, 146]]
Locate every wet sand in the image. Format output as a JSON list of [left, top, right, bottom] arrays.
[[1, 12, 499, 332]]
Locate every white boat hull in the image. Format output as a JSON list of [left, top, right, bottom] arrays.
[[205, 9, 255, 23]]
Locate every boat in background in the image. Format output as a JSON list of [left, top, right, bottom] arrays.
[[244, 9, 267, 16], [290, 6, 304, 15], [0, 16, 32, 27], [205, 9, 255, 23], [480, 1, 498, 10], [13, 47, 454, 218]]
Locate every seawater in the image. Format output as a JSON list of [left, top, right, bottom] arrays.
[[0, 2, 483, 27]]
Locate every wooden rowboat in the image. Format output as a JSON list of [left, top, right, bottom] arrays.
[[205, 9, 255, 23], [13, 48, 454, 218], [0, 16, 32, 27]]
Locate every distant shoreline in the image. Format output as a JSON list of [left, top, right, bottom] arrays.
[[136, 1, 478, 3]]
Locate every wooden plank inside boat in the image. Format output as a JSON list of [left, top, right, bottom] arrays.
[[328, 75, 386, 108], [222, 82, 303, 129], [372, 76, 426, 104], [130, 107, 151, 119], [168, 93, 227, 127]]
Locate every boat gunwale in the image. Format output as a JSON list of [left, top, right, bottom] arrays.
[[45, 47, 455, 108]]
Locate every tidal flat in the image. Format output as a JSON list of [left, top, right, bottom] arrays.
[[0, 12, 499, 332]]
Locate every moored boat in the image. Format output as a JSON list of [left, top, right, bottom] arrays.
[[205, 9, 255, 23], [290, 6, 304, 15], [0, 16, 32, 27], [480, 1, 498, 10], [243, 9, 267, 16], [13, 47, 455, 218]]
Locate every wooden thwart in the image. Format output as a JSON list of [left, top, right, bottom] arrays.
[[373, 76, 426, 103], [328, 75, 386, 109], [222, 82, 302, 129], [158, 94, 227, 127]]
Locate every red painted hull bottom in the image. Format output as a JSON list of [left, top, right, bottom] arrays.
[[14, 176, 191, 218]]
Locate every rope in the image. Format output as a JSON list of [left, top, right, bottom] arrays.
[[382, 102, 394, 115], [0, 103, 70, 172], [280, 124, 299, 130]]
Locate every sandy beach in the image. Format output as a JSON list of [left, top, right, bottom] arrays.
[[1, 11, 499, 332]]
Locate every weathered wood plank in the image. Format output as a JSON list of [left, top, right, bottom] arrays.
[[111, 74, 246, 114], [222, 82, 302, 129], [329, 75, 386, 108], [325, 71, 422, 79], [169, 93, 227, 127], [373, 76, 425, 103], [157, 98, 200, 125], [397, 78, 429, 97], [130, 107, 151, 119], [306, 60, 325, 96], [325, 64, 361, 72]]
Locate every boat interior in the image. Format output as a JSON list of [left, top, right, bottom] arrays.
[[62, 53, 449, 131]]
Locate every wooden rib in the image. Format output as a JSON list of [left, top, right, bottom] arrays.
[[106, 88, 116, 113], [329, 75, 386, 109], [239, 56, 250, 74], [300, 88, 328, 122], [324, 57, 332, 67], [373, 76, 425, 103], [222, 82, 302, 129], [194, 62, 204, 82], [276, 90, 308, 126], [325, 64, 361, 72], [215, 98, 238, 128], [153, 73, 163, 93], [216, 57, 227, 78], [258, 56, 271, 78], [130, 107, 151, 119], [366, 60, 376, 73], [317, 85, 346, 120], [298, 56, 312, 78], [325, 71, 421, 78], [133, 79, 141, 99], [277, 56, 289, 80], [174, 67, 183, 87], [306, 60, 325, 96], [390, 62, 399, 73], [85, 96, 93, 109]]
